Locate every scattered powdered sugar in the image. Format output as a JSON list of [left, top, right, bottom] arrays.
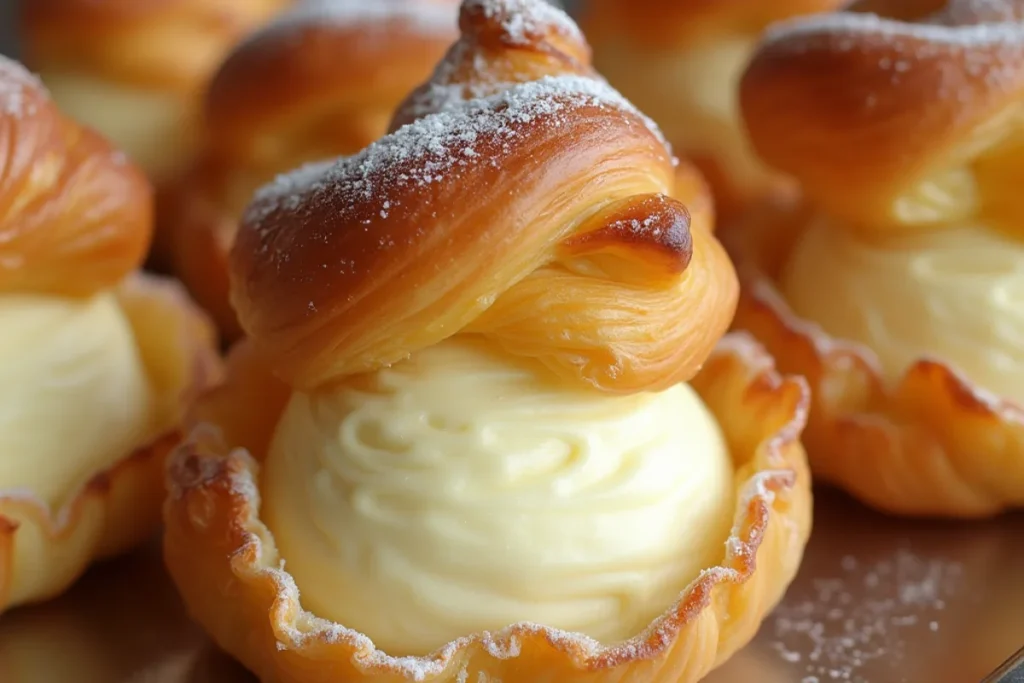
[[463, 0, 582, 46], [763, 8, 1024, 50], [0, 56, 44, 118], [245, 0, 459, 45], [766, 548, 964, 682], [246, 74, 666, 236]]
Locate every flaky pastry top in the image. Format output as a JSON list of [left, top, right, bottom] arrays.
[[582, 0, 845, 48], [20, 0, 289, 91], [205, 0, 461, 167], [0, 57, 151, 297], [741, 0, 1024, 232], [231, 0, 738, 394]]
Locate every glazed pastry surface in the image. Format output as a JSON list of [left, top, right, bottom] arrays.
[[263, 337, 734, 655]]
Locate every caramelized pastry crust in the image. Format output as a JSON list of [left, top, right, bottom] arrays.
[[165, 0, 460, 340], [0, 57, 220, 612], [580, 0, 844, 220], [728, 0, 1024, 517], [165, 2, 810, 680]]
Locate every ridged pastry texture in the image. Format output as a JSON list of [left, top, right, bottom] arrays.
[[164, 0, 461, 340], [164, 0, 812, 681], [0, 57, 220, 612], [728, 0, 1024, 517], [18, 0, 291, 202], [580, 0, 845, 221]]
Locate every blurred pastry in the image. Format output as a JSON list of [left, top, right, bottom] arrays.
[[579, 0, 845, 222], [728, 0, 1024, 517], [163, 1, 812, 682], [19, 0, 289, 185], [0, 57, 219, 613], [164, 0, 461, 340]]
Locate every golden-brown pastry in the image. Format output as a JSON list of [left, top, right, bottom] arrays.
[[18, 0, 290, 184], [579, 0, 845, 222], [0, 57, 220, 613], [163, 1, 812, 682], [727, 0, 1024, 518], [165, 0, 462, 341]]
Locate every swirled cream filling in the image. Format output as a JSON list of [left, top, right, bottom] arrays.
[[782, 220, 1024, 404], [37, 70, 196, 181], [262, 337, 735, 656], [0, 292, 154, 507]]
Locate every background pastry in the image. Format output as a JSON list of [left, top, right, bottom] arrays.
[[578, 0, 845, 222], [18, 0, 290, 185], [163, 1, 812, 682], [727, 0, 1024, 517], [164, 0, 461, 340], [0, 56, 219, 613]]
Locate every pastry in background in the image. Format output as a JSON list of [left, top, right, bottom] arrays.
[[162, 2, 811, 682], [18, 0, 290, 185], [579, 0, 845, 222], [727, 0, 1024, 518], [0, 57, 220, 613], [164, 0, 461, 340]]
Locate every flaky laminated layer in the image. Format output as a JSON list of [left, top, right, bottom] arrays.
[[0, 56, 151, 296], [234, 74, 736, 393], [0, 275, 220, 611], [20, 0, 289, 91], [741, 0, 1024, 231], [164, 333, 812, 683]]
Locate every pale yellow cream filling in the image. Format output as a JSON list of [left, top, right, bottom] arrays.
[[0, 292, 154, 507], [37, 70, 196, 181], [782, 220, 1024, 404], [262, 337, 735, 656]]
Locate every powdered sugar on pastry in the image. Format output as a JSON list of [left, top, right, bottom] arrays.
[[246, 74, 667, 238], [252, 0, 459, 41], [0, 57, 45, 117]]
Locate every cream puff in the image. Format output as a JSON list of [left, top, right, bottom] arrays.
[[579, 0, 845, 222], [163, 1, 812, 682], [727, 0, 1024, 517], [164, 0, 462, 341], [0, 57, 220, 612]]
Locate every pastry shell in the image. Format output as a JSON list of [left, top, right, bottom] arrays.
[[163, 333, 811, 683], [0, 274, 220, 612], [726, 203, 1024, 518]]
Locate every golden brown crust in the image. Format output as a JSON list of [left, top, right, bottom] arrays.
[[740, 0, 1024, 232], [725, 200, 1024, 518], [230, 0, 737, 393], [165, 1, 460, 341], [20, 0, 290, 91], [163, 333, 812, 683], [0, 58, 152, 297], [0, 274, 221, 612]]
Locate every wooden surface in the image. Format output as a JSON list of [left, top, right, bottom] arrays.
[[0, 489, 1020, 683]]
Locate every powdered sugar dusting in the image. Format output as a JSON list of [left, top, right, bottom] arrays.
[[0, 56, 45, 118], [246, 75, 666, 237], [463, 0, 582, 46], [764, 7, 1024, 49], [766, 548, 963, 682], [246, 0, 459, 45]]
